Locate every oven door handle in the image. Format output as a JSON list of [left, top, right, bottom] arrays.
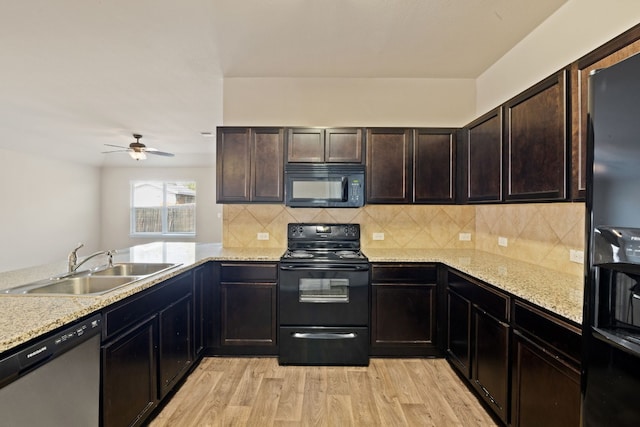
[[280, 264, 369, 271], [291, 332, 358, 340]]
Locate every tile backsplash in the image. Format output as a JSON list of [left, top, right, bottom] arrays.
[[223, 202, 585, 275]]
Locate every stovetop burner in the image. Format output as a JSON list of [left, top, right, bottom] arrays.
[[282, 223, 367, 263]]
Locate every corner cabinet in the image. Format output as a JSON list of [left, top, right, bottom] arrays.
[[370, 263, 440, 357], [504, 70, 568, 201], [216, 127, 284, 203], [212, 262, 278, 355], [101, 270, 194, 427], [287, 127, 363, 163]]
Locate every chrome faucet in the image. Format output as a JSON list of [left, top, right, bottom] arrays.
[[68, 243, 116, 273]]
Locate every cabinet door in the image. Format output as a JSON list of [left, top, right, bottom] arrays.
[[216, 127, 251, 202], [462, 108, 502, 203], [473, 308, 510, 424], [221, 282, 277, 348], [102, 317, 157, 427], [366, 128, 413, 203], [504, 70, 567, 201], [158, 294, 192, 399], [192, 263, 212, 358], [447, 289, 471, 378], [287, 128, 324, 162], [251, 127, 284, 202], [414, 128, 456, 203], [371, 283, 436, 356], [511, 331, 580, 427], [571, 28, 640, 200], [325, 128, 363, 163]]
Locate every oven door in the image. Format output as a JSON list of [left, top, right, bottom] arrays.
[[279, 263, 369, 326]]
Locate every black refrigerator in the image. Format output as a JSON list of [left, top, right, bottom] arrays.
[[583, 51, 640, 426]]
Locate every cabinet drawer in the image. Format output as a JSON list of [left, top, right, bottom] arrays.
[[371, 263, 437, 283], [103, 272, 192, 339], [448, 271, 509, 321], [220, 262, 278, 283], [513, 300, 581, 364]]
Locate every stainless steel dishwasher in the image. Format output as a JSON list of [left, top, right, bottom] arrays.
[[0, 313, 102, 427]]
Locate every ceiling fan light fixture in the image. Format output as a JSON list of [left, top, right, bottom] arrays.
[[129, 150, 147, 161]]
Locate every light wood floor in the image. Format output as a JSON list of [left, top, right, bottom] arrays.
[[149, 357, 498, 427]]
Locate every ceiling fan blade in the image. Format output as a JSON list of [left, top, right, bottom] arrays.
[[104, 143, 130, 149], [145, 148, 175, 157], [101, 149, 131, 154]]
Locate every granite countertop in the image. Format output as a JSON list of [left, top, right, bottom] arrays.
[[365, 248, 584, 325], [0, 242, 584, 355]]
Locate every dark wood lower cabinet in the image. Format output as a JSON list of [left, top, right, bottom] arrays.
[[511, 331, 580, 427], [472, 308, 509, 424], [221, 282, 277, 348], [158, 294, 192, 399], [101, 270, 195, 427], [446, 289, 471, 377], [215, 262, 278, 355], [102, 317, 157, 427], [370, 263, 440, 357]]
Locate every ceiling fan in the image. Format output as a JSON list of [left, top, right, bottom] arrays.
[[103, 134, 175, 160]]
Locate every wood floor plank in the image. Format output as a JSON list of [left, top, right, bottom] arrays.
[[347, 370, 381, 426], [273, 366, 306, 422], [149, 357, 500, 427]]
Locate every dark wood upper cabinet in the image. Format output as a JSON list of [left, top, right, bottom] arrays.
[[570, 25, 640, 201], [504, 70, 568, 201], [366, 128, 413, 203], [325, 128, 364, 163], [414, 128, 456, 203], [460, 108, 503, 203], [216, 127, 284, 203], [286, 127, 363, 163]]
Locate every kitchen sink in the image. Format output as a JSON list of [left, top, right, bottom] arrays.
[[3, 262, 181, 296], [24, 276, 137, 295], [91, 262, 177, 277]]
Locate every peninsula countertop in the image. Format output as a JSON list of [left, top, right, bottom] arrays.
[[0, 243, 583, 354]]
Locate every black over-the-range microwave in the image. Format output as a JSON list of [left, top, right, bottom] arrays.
[[284, 164, 365, 208]]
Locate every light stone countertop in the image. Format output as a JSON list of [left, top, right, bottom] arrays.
[[0, 243, 584, 355], [365, 248, 584, 325]]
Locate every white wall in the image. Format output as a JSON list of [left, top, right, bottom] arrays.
[[476, 0, 640, 115], [100, 167, 220, 250], [223, 77, 476, 126], [0, 148, 101, 272]]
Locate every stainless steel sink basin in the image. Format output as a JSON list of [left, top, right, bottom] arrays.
[[25, 276, 137, 295], [91, 262, 177, 277], [3, 262, 181, 296]]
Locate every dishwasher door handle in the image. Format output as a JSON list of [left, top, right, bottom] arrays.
[[291, 332, 357, 340]]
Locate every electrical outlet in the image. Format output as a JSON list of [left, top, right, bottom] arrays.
[[459, 233, 472, 241], [372, 232, 385, 241], [257, 232, 269, 241], [498, 236, 508, 247], [570, 249, 584, 264]]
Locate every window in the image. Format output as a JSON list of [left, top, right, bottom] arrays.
[[131, 181, 196, 236]]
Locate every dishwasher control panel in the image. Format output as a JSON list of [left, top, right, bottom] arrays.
[[0, 313, 101, 387]]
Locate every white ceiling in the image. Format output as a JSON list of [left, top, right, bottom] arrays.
[[0, 0, 566, 167]]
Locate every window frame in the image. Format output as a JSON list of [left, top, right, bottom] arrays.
[[130, 180, 196, 238]]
